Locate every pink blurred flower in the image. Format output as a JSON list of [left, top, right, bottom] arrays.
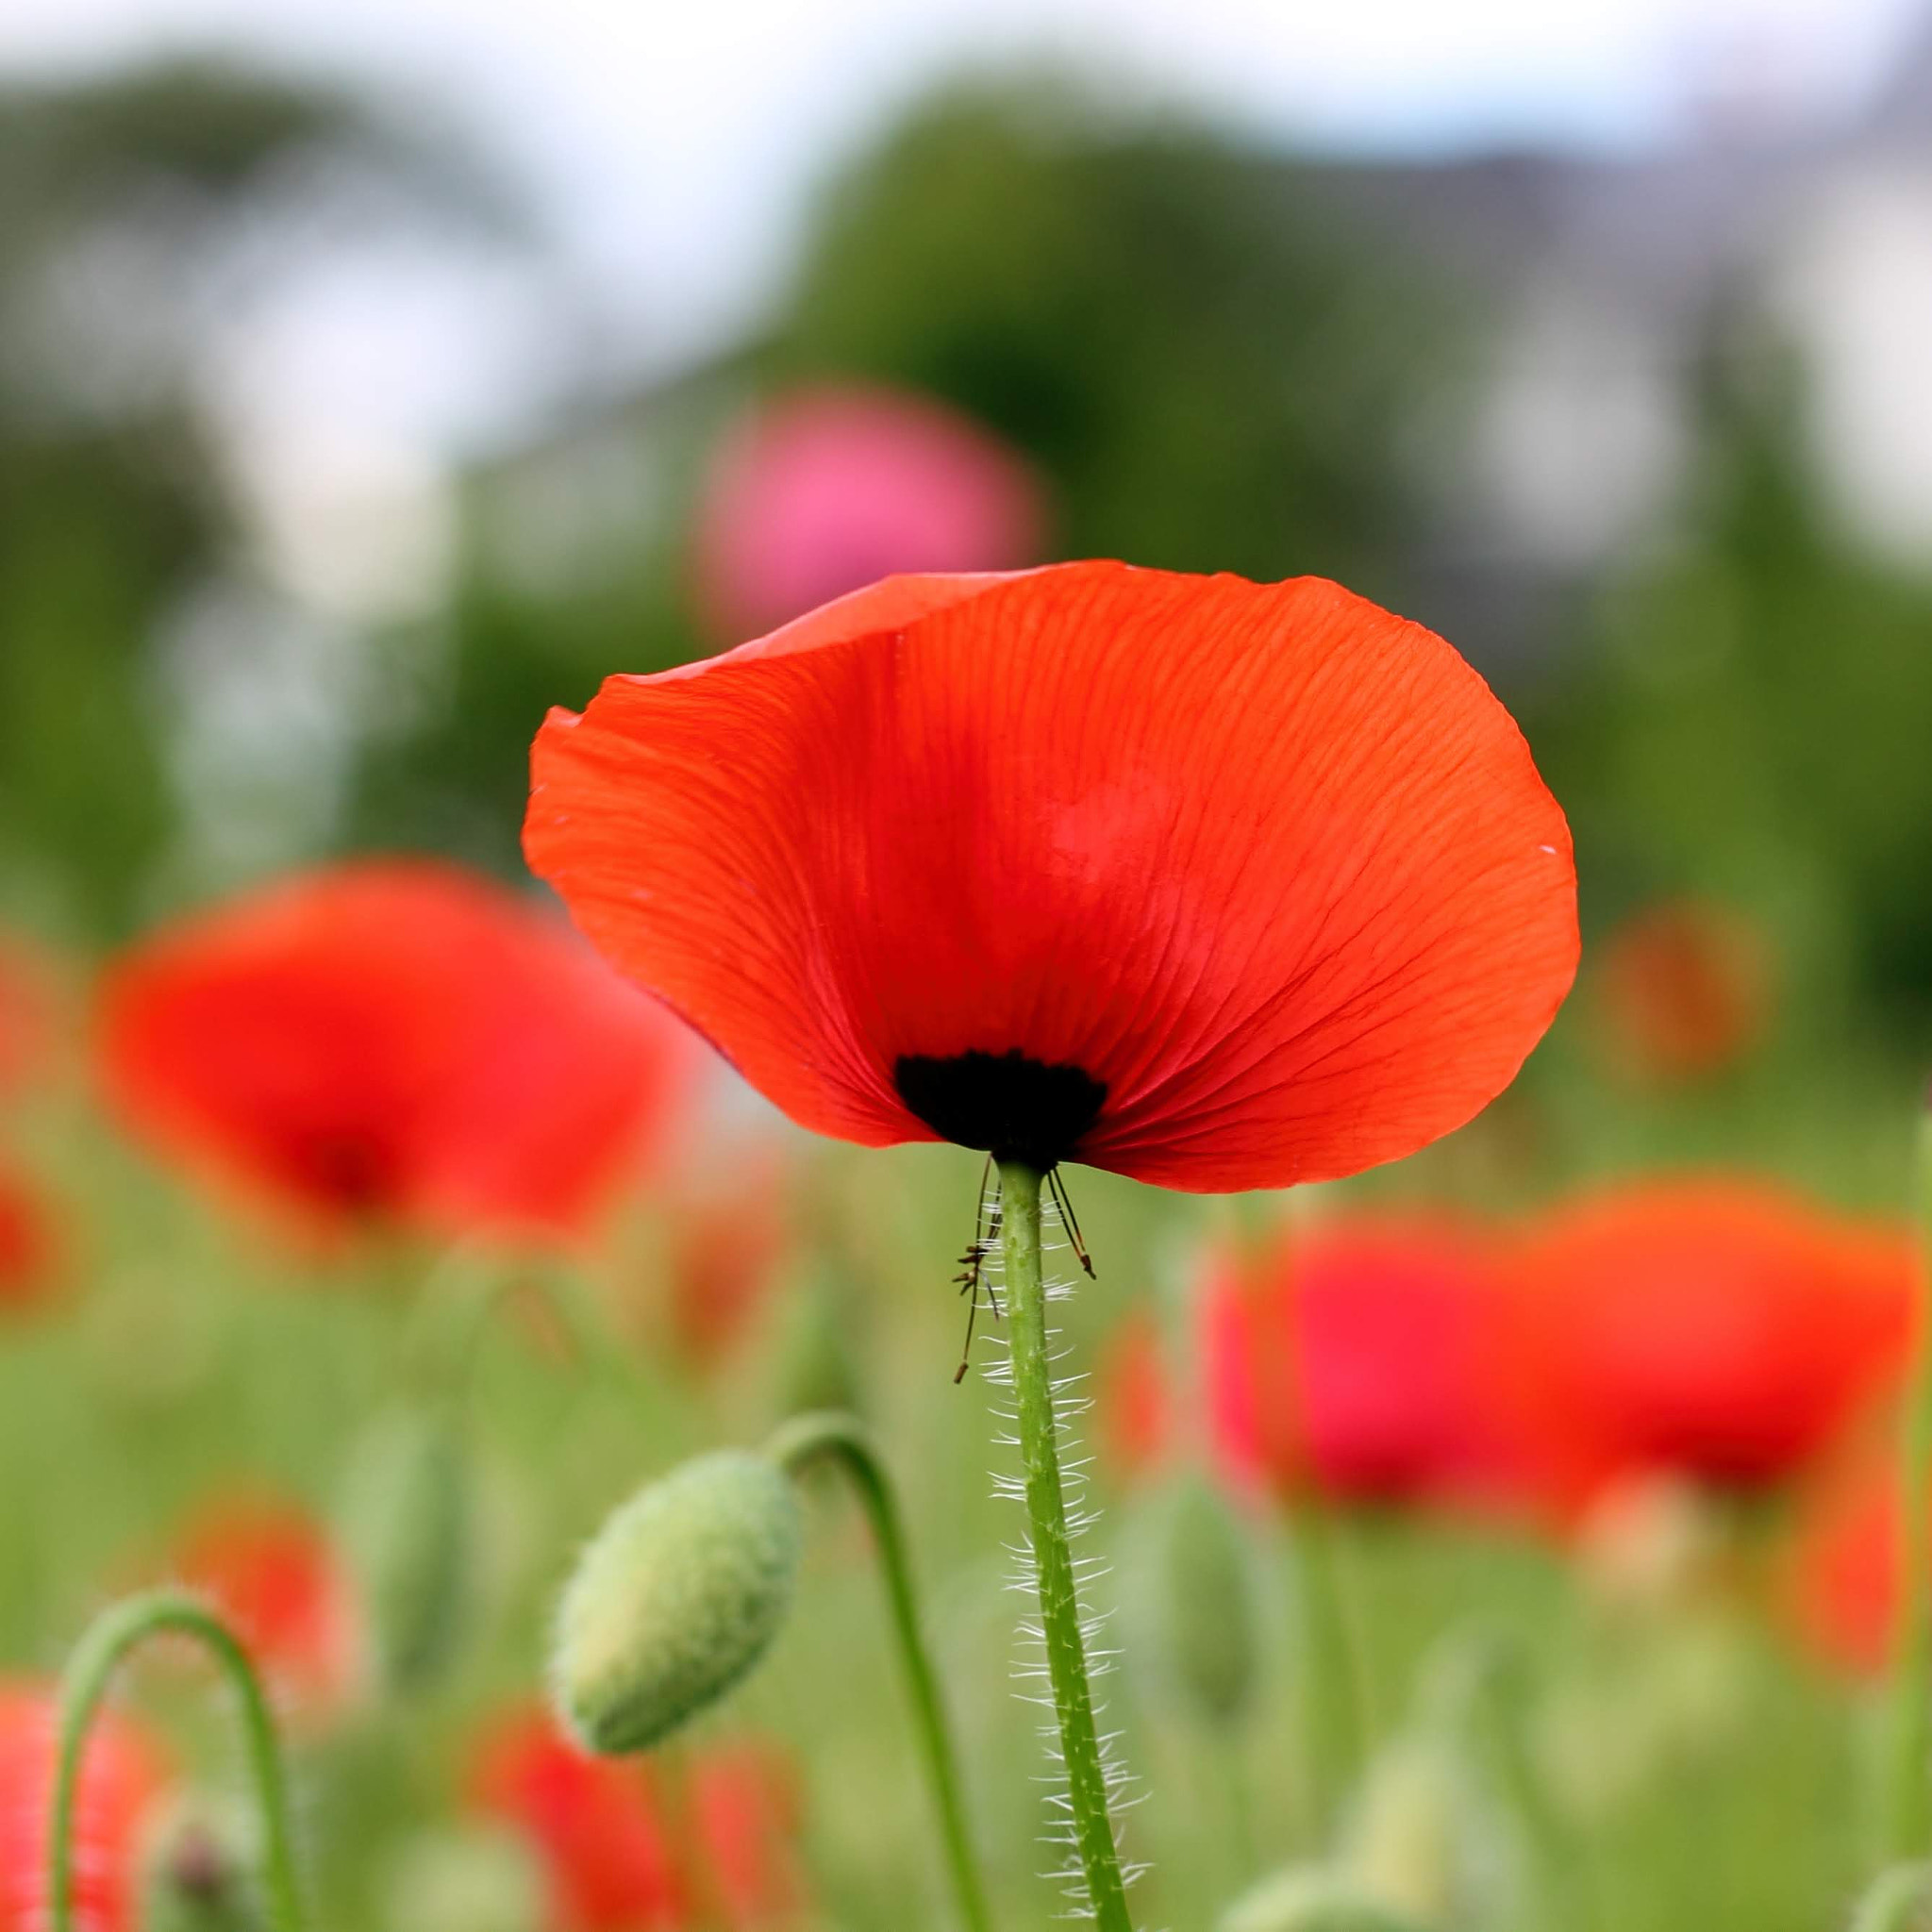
[[694, 385, 1044, 640]]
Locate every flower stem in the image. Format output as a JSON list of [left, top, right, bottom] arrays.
[[1883, 1115, 1932, 1859], [49, 1590, 308, 1932], [767, 1410, 993, 1932], [997, 1159, 1135, 1931]]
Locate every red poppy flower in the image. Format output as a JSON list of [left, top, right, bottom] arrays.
[[98, 859, 702, 1244], [170, 1496, 358, 1712], [1200, 1215, 1534, 1508], [686, 1744, 807, 1929], [526, 563, 1577, 1191], [1594, 898, 1770, 1085], [1097, 1310, 1175, 1480], [665, 1170, 791, 1368], [0, 1681, 165, 1932], [1506, 1180, 1912, 1506], [1787, 1453, 1909, 1675], [695, 386, 1044, 641], [470, 1707, 688, 1931], [0, 1160, 60, 1315]]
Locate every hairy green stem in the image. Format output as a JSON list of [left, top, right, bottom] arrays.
[[1853, 1861, 1932, 1932], [49, 1591, 308, 1932], [998, 1160, 1135, 1930], [767, 1410, 992, 1932], [1884, 1116, 1932, 1860]]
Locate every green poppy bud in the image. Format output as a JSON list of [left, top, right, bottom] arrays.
[[1142, 1469, 1260, 1730], [1218, 1867, 1429, 1932], [552, 1448, 803, 1755], [1343, 1734, 1499, 1926], [140, 1798, 262, 1932], [339, 1405, 472, 1694]]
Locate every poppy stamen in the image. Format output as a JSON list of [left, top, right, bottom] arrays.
[[953, 1159, 1004, 1385], [1046, 1167, 1096, 1279]]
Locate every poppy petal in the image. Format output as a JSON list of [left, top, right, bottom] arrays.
[[526, 560, 1576, 1191]]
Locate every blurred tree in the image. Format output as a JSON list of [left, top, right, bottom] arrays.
[[775, 76, 1459, 592], [0, 59, 515, 937], [347, 73, 1466, 874], [1533, 329, 1932, 1033]]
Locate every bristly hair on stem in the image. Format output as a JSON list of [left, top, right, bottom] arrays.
[[982, 1160, 1141, 1928]]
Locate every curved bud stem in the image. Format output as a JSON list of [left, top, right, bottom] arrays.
[[767, 1410, 993, 1932], [997, 1160, 1136, 1931], [1884, 1114, 1932, 1859], [1853, 1862, 1932, 1932], [419, 1246, 632, 1407], [49, 1591, 308, 1932]]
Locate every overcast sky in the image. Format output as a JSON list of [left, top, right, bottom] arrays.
[[6, 0, 1925, 370]]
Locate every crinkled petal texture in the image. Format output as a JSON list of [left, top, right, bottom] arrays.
[[527, 561, 1577, 1191], [98, 859, 702, 1242]]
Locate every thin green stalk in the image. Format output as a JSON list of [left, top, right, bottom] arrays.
[[1853, 1861, 1932, 1932], [1285, 1494, 1370, 1847], [998, 1160, 1135, 1931], [1884, 1116, 1932, 1859], [49, 1590, 308, 1932], [767, 1410, 993, 1932]]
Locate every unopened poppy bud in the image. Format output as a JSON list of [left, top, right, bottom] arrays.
[[1138, 1470, 1260, 1729], [552, 1449, 803, 1755], [141, 1797, 263, 1932], [339, 1405, 472, 1693], [1342, 1735, 1498, 1926], [1218, 1866, 1429, 1932]]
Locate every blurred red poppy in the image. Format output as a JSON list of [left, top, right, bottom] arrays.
[[170, 1496, 358, 1712], [0, 1160, 60, 1315], [1787, 1452, 1907, 1675], [663, 1143, 792, 1369], [0, 1681, 165, 1932], [528, 563, 1577, 1192], [695, 385, 1043, 641], [1097, 1310, 1174, 1480], [98, 860, 703, 1245], [1506, 1180, 1911, 1507], [686, 1744, 807, 1929], [470, 1707, 689, 1931], [1594, 898, 1770, 1084], [1200, 1216, 1534, 1508]]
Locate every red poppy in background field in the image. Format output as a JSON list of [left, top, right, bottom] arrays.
[[1098, 1310, 1174, 1479], [663, 1142, 792, 1369], [1199, 1217, 1531, 1507], [1594, 898, 1770, 1084], [0, 1160, 60, 1315], [0, 1682, 164, 1932], [1787, 1453, 1909, 1675], [695, 385, 1043, 641], [686, 1744, 808, 1930], [1506, 1180, 1911, 1507], [470, 1707, 688, 1931], [98, 860, 702, 1245], [171, 1496, 358, 1711], [528, 563, 1577, 1192]]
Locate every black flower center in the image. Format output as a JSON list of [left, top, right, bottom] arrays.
[[893, 1049, 1108, 1174]]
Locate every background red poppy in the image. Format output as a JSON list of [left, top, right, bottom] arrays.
[[98, 860, 704, 1245]]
